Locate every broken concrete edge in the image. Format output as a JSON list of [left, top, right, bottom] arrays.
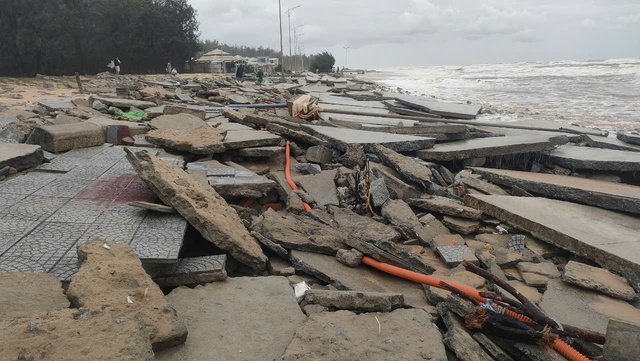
[[464, 195, 638, 275], [124, 147, 268, 271]]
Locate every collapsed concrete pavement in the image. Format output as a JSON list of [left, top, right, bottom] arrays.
[[0, 71, 638, 361]]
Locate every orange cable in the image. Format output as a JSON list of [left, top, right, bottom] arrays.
[[284, 140, 311, 212]]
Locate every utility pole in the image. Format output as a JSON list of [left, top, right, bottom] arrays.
[[343, 46, 350, 69], [278, 0, 285, 80], [293, 25, 303, 73], [286, 5, 301, 63]]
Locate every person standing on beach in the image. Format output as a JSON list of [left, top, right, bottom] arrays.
[[256, 68, 264, 84], [114, 57, 121, 75], [236, 64, 244, 81], [166, 61, 172, 73]]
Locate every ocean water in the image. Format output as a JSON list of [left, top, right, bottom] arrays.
[[368, 58, 640, 132]]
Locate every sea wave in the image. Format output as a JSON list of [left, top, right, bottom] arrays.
[[366, 58, 640, 131]]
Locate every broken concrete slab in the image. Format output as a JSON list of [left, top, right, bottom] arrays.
[[465, 195, 640, 275], [603, 320, 640, 361], [410, 196, 483, 219], [235, 145, 284, 158], [301, 124, 435, 152], [442, 216, 480, 235], [266, 123, 327, 145], [297, 168, 340, 207], [305, 145, 333, 164], [370, 167, 421, 204], [0, 272, 70, 321], [164, 104, 206, 119], [152, 255, 227, 288], [38, 98, 75, 111], [550, 144, 640, 171], [419, 213, 451, 236], [129, 201, 176, 213], [517, 262, 560, 278], [91, 95, 156, 109], [304, 290, 405, 312], [27, 122, 105, 153], [289, 250, 429, 308], [281, 309, 447, 361], [394, 93, 482, 119], [617, 131, 640, 146], [437, 303, 494, 361], [0, 308, 154, 361], [149, 113, 208, 131], [336, 249, 363, 267], [382, 199, 440, 245], [146, 126, 226, 154], [540, 279, 640, 335], [461, 176, 510, 195], [187, 160, 276, 199], [369, 177, 390, 207], [416, 135, 555, 161], [371, 144, 436, 191], [155, 276, 306, 361], [562, 261, 636, 301], [66, 241, 187, 351], [222, 129, 281, 149], [330, 205, 401, 244], [0, 143, 44, 171], [471, 167, 640, 215], [252, 209, 347, 255], [436, 245, 475, 267], [126, 149, 268, 270]]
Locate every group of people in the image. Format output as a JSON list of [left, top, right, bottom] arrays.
[[235, 64, 264, 84]]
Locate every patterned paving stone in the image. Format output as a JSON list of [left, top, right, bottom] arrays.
[[153, 255, 227, 287], [49, 256, 78, 281], [61, 164, 114, 181], [436, 245, 471, 267], [0, 193, 27, 209], [57, 144, 112, 159], [78, 223, 141, 245], [0, 215, 42, 254], [46, 199, 109, 224], [100, 160, 136, 178], [0, 196, 70, 220], [0, 172, 59, 195], [140, 212, 188, 231], [76, 179, 131, 201], [32, 179, 89, 198], [130, 238, 183, 263], [36, 156, 87, 172], [0, 256, 48, 273], [93, 204, 148, 225], [2, 222, 91, 271]]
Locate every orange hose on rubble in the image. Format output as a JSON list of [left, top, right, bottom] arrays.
[[361, 256, 486, 303], [361, 256, 592, 361], [284, 141, 312, 212]]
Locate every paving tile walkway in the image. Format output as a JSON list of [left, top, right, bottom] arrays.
[[0, 145, 188, 280]]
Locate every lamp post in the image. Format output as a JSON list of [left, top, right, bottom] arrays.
[[278, 0, 285, 80], [343, 46, 350, 70], [286, 5, 301, 61]]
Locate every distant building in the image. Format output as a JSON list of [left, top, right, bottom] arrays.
[[189, 49, 247, 73]]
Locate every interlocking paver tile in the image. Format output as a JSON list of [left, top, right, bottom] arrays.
[[0, 172, 59, 195]]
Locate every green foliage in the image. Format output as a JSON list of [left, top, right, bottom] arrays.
[[309, 51, 335, 73], [0, 0, 200, 76]]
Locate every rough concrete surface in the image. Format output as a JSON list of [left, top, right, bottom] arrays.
[[301, 124, 435, 152], [66, 242, 187, 351], [155, 276, 306, 361], [371, 144, 435, 191], [0, 272, 70, 321], [281, 309, 447, 361], [603, 320, 640, 361], [304, 290, 405, 312], [146, 126, 227, 154], [417, 135, 554, 161], [27, 122, 105, 153], [562, 261, 636, 301], [550, 144, 640, 171], [411, 196, 483, 219], [466, 195, 640, 275], [540, 279, 640, 335], [0, 309, 154, 361], [471, 167, 640, 214], [0, 143, 44, 171]]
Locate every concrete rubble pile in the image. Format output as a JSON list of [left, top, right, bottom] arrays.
[[0, 71, 639, 361]]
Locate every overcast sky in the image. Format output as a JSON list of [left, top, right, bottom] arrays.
[[189, 0, 640, 69]]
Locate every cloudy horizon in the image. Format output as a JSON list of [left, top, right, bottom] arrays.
[[188, 0, 640, 69]]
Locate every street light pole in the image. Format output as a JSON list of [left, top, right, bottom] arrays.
[[286, 5, 301, 61], [278, 0, 285, 79], [343, 46, 350, 69], [293, 25, 303, 73]]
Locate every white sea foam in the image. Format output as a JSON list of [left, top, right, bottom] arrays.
[[366, 58, 640, 131]]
